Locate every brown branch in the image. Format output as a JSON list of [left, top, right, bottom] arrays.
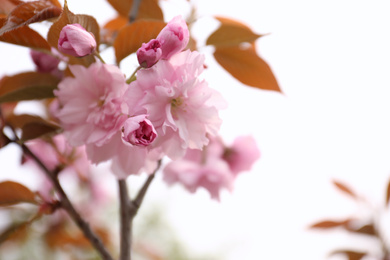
[[119, 179, 131, 260], [119, 160, 162, 260], [128, 0, 142, 23], [18, 141, 114, 260]]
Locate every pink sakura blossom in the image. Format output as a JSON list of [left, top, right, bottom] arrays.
[[224, 135, 261, 175], [136, 16, 189, 67], [127, 50, 225, 159], [136, 39, 162, 68], [54, 62, 128, 147], [86, 132, 160, 179], [58, 24, 96, 57], [25, 135, 91, 201], [162, 135, 260, 200], [121, 115, 157, 146]]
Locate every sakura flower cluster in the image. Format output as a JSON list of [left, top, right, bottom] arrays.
[[53, 17, 260, 199]]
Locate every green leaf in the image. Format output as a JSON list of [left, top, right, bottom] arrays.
[[0, 72, 59, 103], [0, 181, 38, 206], [113, 20, 165, 64], [207, 17, 263, 47], [214, 44, 280, 92]]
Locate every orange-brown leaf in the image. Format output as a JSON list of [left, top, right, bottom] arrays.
[[103, 15, 128, 31], [0, 17, 50, 49], [331, 250, 367, 260], [113, 20, 165, 64], [0, 181, 38, 206], [107, 0, 163, 21], [21, 121, 60, 141], [332, 180, 358, 199], [0, 0, 22, 16], [347, 223, 376, 236], [386, 179, 390, 207], [47, 2, 99, 67], [0, 1, 62, 36], [214, 45, 280, 92], [0, 72, 59, 103], [310, 219, 350, 229], [207, 16, 262, 47]]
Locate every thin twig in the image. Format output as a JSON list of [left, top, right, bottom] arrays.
[[132, 160, 161, 209], [18, 141, 114, 260], [118, 179, 131, 260], [128, 0, 142, 23]]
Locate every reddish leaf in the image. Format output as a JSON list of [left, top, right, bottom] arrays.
[[310, 219, 350, 229], [47, 2, 99, 67], [6, 113, 60, 141], [101, 15, 128, 44], [45, 223, 110, 249], [0, 181, 38, 206], [113, 20, 166, 64], [386, 179, 390, 207], [0, 0, 22, 16], [332, 180, 358, 199], [346, 223, 376, 236], [331, 250, 367, 260], [214, 44, 280, 92], [0, 1, 62, 36], [107, 0, 163, 21], [21, 121, 60, 141], [0, 221, 29, 245], [0, 72, 59, 103], [103, 15, 128, 31], [0, 18, 50, 49], [207, 16, 263, 47]]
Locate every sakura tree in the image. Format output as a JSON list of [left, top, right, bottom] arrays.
[[0, 0, 279, 259]]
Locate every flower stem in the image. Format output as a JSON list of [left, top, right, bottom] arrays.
[[94, 51, 106, 64]]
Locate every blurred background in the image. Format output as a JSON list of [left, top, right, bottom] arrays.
[[1, 0, 390, 259]]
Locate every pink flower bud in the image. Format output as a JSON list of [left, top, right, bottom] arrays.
[[30, 49, 60, 73], [157, 16, 189, 60], [58, 23, 97, 57], [136, 39, 163, 68], [122, 115, 157, 146]]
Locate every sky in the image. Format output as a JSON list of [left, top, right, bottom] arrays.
[[1, 0, 390, 259]]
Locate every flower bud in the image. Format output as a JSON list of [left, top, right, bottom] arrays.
[[136, 39, 162, 68], [157, 16, 189, 60], [58, 23, 97, 57], [122, 115, 157, 146], [30, 49, 60, 73]]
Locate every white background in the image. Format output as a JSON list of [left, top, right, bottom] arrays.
[[1, 0, 390, 259]]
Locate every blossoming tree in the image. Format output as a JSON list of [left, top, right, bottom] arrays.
[[0, 0, 280, 259]]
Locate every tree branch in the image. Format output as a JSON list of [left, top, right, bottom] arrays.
[[118, 179, 131, 260], [128, 0, 142, 23], [18, 142, 114, 260], [119, 160, 162, 260]]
